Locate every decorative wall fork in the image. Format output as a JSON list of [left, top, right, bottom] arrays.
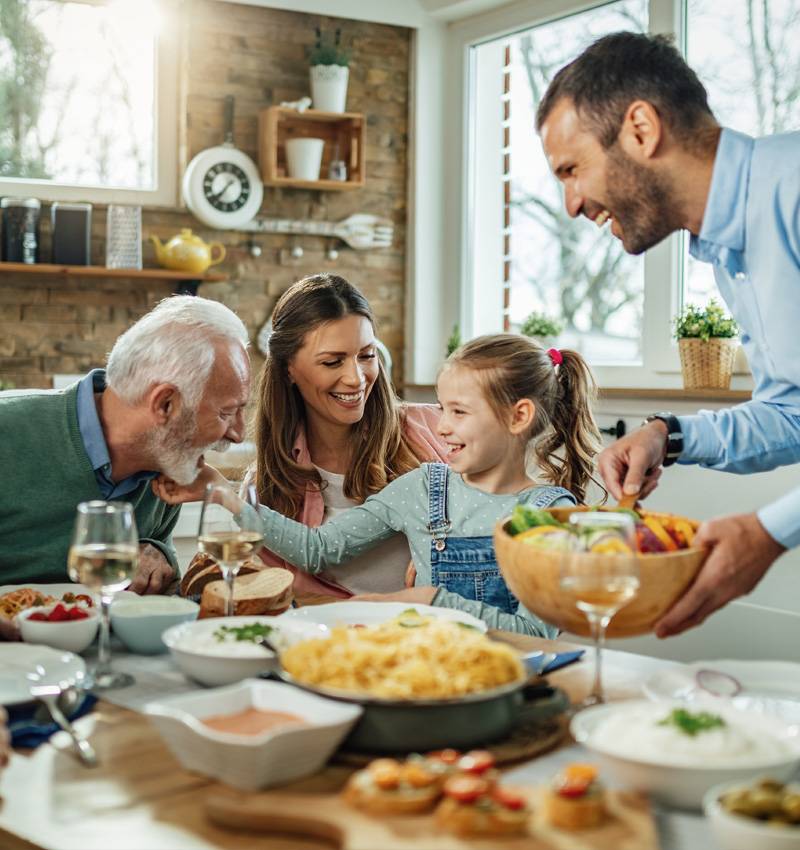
[[240, 213, 393, 250]]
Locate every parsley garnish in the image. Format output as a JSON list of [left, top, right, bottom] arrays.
[[213, 623, 273, 643], [658, 708, 726, 737]]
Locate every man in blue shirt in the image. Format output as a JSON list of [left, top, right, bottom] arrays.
[[537, 32, 798, 638]]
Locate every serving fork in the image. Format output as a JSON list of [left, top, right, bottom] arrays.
[[29, 683, 98, 767]]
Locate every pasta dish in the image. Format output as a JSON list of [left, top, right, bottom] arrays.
[[0, 588, 56, 621], [281, 610, 524, 700]]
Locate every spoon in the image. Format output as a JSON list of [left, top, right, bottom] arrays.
[[29, 683, 98, 768]]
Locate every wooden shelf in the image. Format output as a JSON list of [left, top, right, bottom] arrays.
[[598, 387, 751, 402], [258, 106, 365, 191], [0, 261, 227, 283]]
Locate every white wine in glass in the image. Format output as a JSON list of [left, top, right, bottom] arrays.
[[198, 484, 263, 617], [67, 500, 138, 690], [560, 512, 640, 708]]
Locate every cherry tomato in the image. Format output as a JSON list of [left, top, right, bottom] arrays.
[[443, 775, 489, 804], [458, 750, 496, 775], [427, 748, 461, 765], [492, 787, 527, 811]]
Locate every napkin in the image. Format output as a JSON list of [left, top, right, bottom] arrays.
[[541, 649, 584, 674], [8, 693, 98, 749]]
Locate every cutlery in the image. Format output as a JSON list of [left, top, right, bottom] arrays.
[[29, 683, 98, 767], [241, 213, 393, 250]]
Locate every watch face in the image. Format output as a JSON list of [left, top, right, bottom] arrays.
[[202, 162, 251, 212]]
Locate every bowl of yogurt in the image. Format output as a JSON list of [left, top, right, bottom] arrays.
[[162, 616, 329, 687], [110, 596, 199, 655], [571, 699, 800, 810]]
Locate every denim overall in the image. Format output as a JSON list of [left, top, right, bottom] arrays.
[[427, 462, 574, 614]]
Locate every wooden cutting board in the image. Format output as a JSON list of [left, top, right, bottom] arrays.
[[205, 766, 659, 850]]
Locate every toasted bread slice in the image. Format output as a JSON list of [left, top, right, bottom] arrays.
[[199, 568, 293, 617], [343, 770, 441, 815], [181, 553, 264, 599]]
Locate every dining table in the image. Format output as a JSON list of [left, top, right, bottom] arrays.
[[0, 619, 718, 850]]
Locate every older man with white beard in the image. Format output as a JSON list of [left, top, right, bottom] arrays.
[[0, 295, 250, 598]]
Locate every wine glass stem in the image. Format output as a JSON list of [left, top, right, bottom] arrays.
[[587, 612, 611, 704], [223, 565, 235, 617], [96, 593, 113, 677]]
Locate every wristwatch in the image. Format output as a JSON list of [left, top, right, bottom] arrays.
[[643, 412, 683, 467]]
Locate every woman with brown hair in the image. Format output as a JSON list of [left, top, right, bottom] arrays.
[[248, 273, 448, 596]]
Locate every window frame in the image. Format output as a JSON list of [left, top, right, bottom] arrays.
[[451, 0, 753, 390], [0, 0, 179, 207]]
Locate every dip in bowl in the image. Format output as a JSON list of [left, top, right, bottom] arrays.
[[571, 699, 800, 809], [110, 596, 199, 655]]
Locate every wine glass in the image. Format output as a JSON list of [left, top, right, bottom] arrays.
[[197, 484, 263, 617], [67, 500, 138, 690], [559, 511, 640, 708]]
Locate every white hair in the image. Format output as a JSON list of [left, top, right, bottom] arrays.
[[106, 296, 249, 409]]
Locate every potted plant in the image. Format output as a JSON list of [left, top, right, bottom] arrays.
[[674, 299, 739, 389], [519, 311, 564, 349], [446, 324, 461, 357], [309, 27, 351, 114]]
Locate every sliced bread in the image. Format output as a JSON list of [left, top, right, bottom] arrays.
[[180, 552, 263, 599], [200, 568, 294, 617]]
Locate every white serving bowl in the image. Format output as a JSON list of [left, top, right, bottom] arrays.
[[704, 779, 800, 850], [110, 596, 199, 655], [144, 678, 362, 790], [17, 603, 99, 653], [571, 699, 800, 810], [162, 616, 329, 687]]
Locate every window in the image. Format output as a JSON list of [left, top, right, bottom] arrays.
[[0, 0, 178, 205]]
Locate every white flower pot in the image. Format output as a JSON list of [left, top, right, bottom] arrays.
[[310, 64, 349, 113], [285, 138, 325, 181]]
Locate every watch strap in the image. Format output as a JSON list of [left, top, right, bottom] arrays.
[[644, 412, 683, 467]]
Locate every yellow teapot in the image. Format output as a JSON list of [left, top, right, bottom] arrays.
[[150, 229, 225, 274]]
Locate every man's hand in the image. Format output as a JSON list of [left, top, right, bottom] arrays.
[[654, 512, 785, 638], [353, 587, 437, 605], [129, 543, 177, 595], [0, 619, 20, 642], [597, 421, 667, 501], [0, 707, 10, 771]]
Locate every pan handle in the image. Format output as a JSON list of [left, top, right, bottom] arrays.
[[223, 95, 235, 145]]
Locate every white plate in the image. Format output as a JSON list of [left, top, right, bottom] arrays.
[[276, 601, 488, 633], [644, 660, 800, 724], [0, 582, 138, 603], [0, 644, 87, 706]]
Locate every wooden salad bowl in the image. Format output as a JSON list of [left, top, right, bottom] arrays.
[[494, 506, 708, 638]]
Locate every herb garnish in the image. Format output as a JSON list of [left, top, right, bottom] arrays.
[[213, 622, 273, 643], [658, 708, 726, 737]]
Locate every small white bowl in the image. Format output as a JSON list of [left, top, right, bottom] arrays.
[[571, 699, 800, 810], [144, 678, 362, 790], [704, 779, 800, 850], [110, 596, 199, 655], [17, 603, 99, 653], [162, 616, 329, 687]]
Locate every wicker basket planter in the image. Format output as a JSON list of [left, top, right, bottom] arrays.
[[678, 337, 739, 389]]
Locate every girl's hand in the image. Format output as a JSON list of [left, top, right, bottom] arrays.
[[404, 560, 417, 588], [353, 587, 437, 605], [152, 462, 228, 504]]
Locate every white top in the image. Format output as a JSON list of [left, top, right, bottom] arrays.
[[313, 464, 411, 594]]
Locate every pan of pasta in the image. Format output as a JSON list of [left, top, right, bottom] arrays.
[[276, 609, 553, 752]]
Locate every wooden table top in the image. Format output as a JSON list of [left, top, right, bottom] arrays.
[[0, 633, 676, 850]]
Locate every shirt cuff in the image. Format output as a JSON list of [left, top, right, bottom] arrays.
[[676, 414, 721, 464], [757, 489, 800, 550]]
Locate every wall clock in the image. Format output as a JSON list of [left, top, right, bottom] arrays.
[[182, 96, 263, 230]]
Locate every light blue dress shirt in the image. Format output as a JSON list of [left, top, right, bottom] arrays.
[[682, 128, 800, 549], [76, 369, 157, 499]]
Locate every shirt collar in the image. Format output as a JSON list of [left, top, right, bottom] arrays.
[[76, 368, 112, 473], [691, 128, 754, 257]]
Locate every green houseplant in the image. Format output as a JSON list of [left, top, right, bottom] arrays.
[[674, 299, 739, 389], [309, 28, 350, 113], [446, 324, 461, 357], [519, 311, 563, 348]]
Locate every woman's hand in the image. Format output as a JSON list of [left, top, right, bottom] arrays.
[[152, 462, 229, 504], [353, 587, 437, 605]]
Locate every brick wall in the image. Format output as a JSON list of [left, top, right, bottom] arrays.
[[0, 0, 410, 390]]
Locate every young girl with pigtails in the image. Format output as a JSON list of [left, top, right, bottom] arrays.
[[155, 334, 602, 635]]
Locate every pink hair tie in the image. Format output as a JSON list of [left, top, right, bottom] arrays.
[[547, 347, 563, 367]]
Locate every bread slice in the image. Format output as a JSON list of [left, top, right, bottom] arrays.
[[200, 568, 294, 617], [180, 553, 263, 599]]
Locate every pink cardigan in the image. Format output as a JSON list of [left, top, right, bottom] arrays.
[[251, 404, 449, 597]]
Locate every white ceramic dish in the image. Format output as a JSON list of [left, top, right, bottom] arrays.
[[645, 660, 800, 725], [17, 603, 100, 653], [276, 600, 487, 632], [162, 616, 329, 687], [110, 596, 199, 655], [571, 699, 800, 810], [703, 778, 800, 850], [0, 644, 87, 706], [144, 678, 362, 790], [0, 582, 138, 602]]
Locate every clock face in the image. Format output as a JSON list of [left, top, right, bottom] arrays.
[[202, 162, 251, 212]]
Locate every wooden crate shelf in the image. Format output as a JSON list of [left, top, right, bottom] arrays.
[[258, 106, 365, 191]]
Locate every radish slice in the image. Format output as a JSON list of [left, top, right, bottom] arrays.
[[695, 668, 741, 698]]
